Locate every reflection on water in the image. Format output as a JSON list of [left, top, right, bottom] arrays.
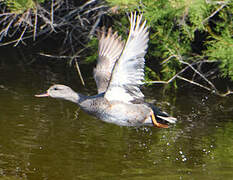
[[0, 49, 233, 179]]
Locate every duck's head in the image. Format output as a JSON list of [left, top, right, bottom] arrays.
[[35, 84, 74, 99]]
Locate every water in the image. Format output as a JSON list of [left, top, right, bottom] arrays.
[[0, 47, 233, 180]]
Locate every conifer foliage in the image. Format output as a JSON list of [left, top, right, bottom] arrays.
[[107, 0, 233, 86]]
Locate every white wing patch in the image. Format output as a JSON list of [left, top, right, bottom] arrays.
[[104, 86, 134, 102], [104, 12, 149, 103]]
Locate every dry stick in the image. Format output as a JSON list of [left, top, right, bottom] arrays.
[[178, 57, 218, 92], [161, 55, 176, 64], [69, 32, 85, 86], [0, 17, 14, 38], [7, 16, 20, 38], [33, 7, 38, 41], [63, 0, 102, 22], [13, 10, 32, 46], [77, 14, 84, 27], [192, 60, 202, 81], [83, 5, 107, 15], [202, 3, 227, 24], [75, 59, 85, 86], [0, 12, 73, 46], [177, 76, 233, 97], [166, 52, 217, 90], [0, 0, 105, 46], [88, 11, 103, 38], [4, 18, 14, 34], [51, 0, 54, 25], [0, 15, 8, 24], [15, 13, 24, 27], [36, 4, 57, 31], [147, 53, 233, 96], [50, 0, 56, 32], [0, 13, 16, 16], [20, 9, 33, 27], [39, 52, 80, 59], [219, 90, 233, 97], [39, 47, 86, 62], [14, 25, 27, 46], [0, 6, 57, 46], [0, 20, 51, 46], [149, 60, 206, 84], [177, 75, 212, 92], [53, 0, 63, 11], [80, 0, 98, 11], [39, 2, 79, 31]]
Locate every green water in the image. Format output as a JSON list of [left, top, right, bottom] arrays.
[[0, 48, 233, 180]]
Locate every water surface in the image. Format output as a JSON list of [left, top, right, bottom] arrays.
[[0, 47, 233, 180]]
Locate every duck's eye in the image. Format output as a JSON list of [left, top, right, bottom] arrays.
[[54, 87, 59, 90]]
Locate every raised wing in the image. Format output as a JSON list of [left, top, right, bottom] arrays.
[[104, 12, 149, 103], [94, 27, 124, 94]]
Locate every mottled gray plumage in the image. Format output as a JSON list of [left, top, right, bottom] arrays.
[[35, 12, 177, 127]]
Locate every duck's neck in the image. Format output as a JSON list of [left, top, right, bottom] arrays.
[[63, 91, 86, 105]]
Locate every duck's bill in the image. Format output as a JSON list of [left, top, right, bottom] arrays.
[[35, 93, 49, 97]]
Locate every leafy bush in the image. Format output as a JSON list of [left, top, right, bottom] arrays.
[[106, 0, 233, 82]]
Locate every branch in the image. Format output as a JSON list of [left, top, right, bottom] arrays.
[[177, 76, 233, 97], [14, 25, 27, 46], [203, 3, 227, 24], [177, 55, 218, 92], [75, 59, 85, 86], [177, 75, 212, 92], [147, 54, 232, 97]]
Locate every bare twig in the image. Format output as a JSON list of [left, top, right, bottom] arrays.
[[147, 53, 232, 97], [14, 25, 27, 46], [203, 3, 227, 24], [177, 75, 233, 97], [177, 56, 218, 92], [39, 52, 80, 59], [88, 11, 103, 38], [75, 59, 85, 86], [33, 7, 38, 41], [0, 0, 107, 48], [161, 55, 176, 64], [177, 75, 212, 92]]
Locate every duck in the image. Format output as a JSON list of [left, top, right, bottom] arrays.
[[35, 12, 177, 128]]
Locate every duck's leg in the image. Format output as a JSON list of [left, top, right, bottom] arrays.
[[151, 111, 168, 128]]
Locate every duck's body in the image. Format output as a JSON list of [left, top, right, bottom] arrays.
[[84, 99, 151, 126], [80, 95, 152, 126], [36, 13, 177, 128]]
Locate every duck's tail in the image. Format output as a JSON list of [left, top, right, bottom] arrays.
[[156, 114, 177, 124], [149, 103, 177, 124]]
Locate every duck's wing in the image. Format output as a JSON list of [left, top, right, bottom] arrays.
[[94, 27, 125, 94], [104, 12, 149, 103]]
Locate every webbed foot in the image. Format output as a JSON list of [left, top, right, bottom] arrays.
[[151, 111, 168, 128]]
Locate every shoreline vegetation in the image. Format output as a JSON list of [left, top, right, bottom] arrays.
[[0, 0, 232, 96]]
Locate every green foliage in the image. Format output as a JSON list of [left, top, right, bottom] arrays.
[[206, 32, 233, 79], [85, 37, 99, 63], [106, 0, 233, 82], [106, 0, 138, 10], [205, 2, 233, 80], [5, 0, 45, 13], [213, 42, 233, 79], [144, 66, 160, 85]]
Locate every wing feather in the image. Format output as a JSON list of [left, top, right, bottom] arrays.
[[104, 12, 149, 103], [94, 27, 124, 94]]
